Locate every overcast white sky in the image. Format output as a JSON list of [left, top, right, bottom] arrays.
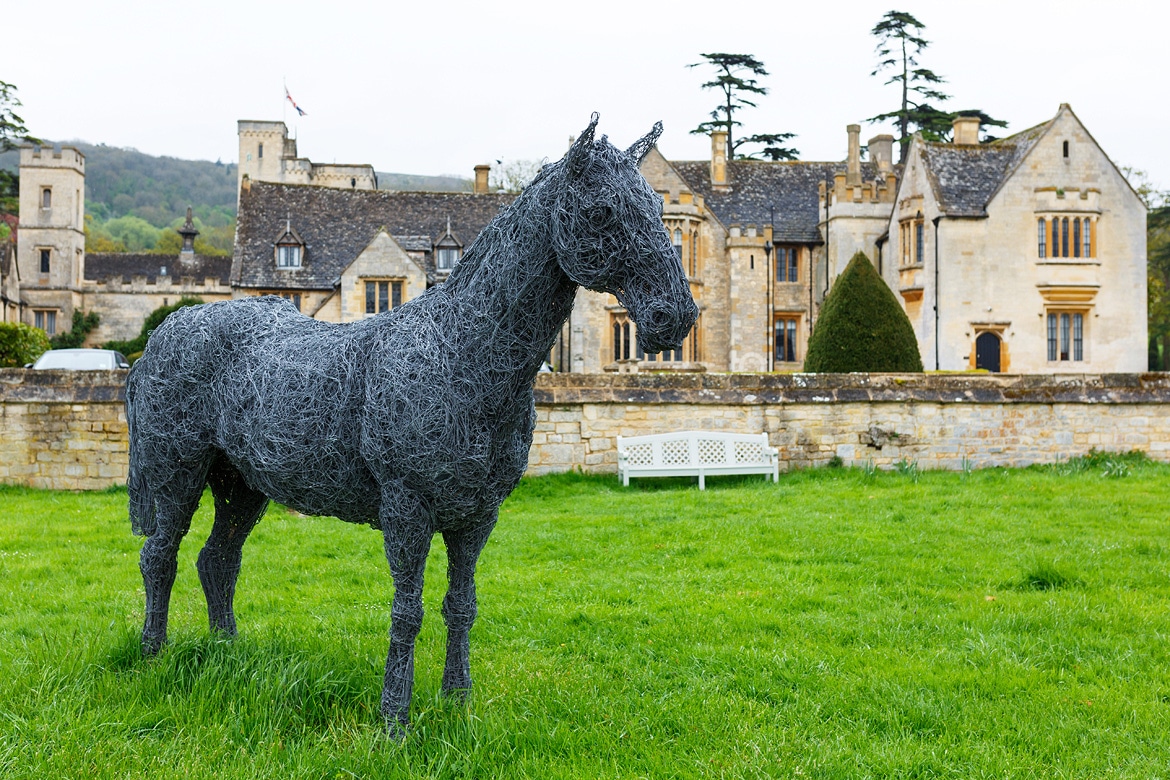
[[7, 0, 1168, 191]]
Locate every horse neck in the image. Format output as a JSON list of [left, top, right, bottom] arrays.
[[443, 187, 577, 372]]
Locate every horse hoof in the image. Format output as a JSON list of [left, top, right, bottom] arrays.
[[441, 685, 472, 703], [385, 717, 411, 741], [141, 635, 165, 657]]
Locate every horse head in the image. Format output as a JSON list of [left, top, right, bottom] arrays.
[[550, 114, 699, 354]]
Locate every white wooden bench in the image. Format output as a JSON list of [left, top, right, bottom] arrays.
[[616, 431, 779, 490]]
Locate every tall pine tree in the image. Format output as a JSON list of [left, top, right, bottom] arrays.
[[867, 12, 1006, 159], [688, 53, 798, 161]]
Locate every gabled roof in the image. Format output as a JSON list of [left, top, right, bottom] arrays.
[[233, 181, 515, 290], [85, 253, 231, 285], [671, 160, 881, 243], [917, 118, 1051, 217]]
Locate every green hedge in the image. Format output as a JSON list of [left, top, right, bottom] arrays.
[[804, 251, 923, 372], [0, 322, 51, 367], [103, 296, 204, 358]]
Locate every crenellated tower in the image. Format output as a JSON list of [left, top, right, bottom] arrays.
[[17, 144, 86, 334]]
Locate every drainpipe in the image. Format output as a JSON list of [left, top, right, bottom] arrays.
[[933, 215, 942, 370], [823, 194, 830, 298]]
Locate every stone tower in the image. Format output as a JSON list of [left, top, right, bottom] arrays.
[[17, 144, 86, 335], [237, 120, 377, 196], [237, 120, 297, 193]]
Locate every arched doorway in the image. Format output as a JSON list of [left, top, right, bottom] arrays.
[[975, 331, 1001, 372]]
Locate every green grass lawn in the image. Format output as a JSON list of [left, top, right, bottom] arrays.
[[1, 460, 1169, 778]]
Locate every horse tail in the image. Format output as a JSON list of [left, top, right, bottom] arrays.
[[125, 370, 156, 537]]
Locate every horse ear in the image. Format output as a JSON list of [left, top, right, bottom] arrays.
[[625, 122, 663, 165], [566, 113, 600, 179]]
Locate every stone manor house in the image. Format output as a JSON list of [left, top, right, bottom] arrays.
[[1, 107, 1147, 373]]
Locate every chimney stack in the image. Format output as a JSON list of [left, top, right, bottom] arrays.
[[710, 129, 728, 186], [473, 164, 490, 194], [952, 116, 981, 145], [868, 134, 894, 172], [846, 124, 862, 186]]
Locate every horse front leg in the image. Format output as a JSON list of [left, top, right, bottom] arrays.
[[441, 516, 496, 698], [380, 487, 433, 732]]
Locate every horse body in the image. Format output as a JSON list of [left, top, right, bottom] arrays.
[[126, 116, 697, 730]]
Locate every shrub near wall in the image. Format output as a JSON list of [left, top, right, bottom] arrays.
[[0, 322, 50, 367], [804, 251, 923, 372]]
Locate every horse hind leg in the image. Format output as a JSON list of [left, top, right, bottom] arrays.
[[198, 455, 269, 636], [440, 518, 496, 698]]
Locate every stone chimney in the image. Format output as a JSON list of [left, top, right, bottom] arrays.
[[710, 129, 728, 187], [178, 206, 198, 254], [473, 164, 490, 194], [846, 124, 862, 186], [868, 135, 894, 172], [952, 116, 981, 145]]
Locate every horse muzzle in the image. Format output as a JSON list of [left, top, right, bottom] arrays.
[[631, 296, 699, 355]]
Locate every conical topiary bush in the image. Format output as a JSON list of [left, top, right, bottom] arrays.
[[803, 251, 923, 372]]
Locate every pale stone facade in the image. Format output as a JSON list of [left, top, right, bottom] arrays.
[[885, 106, 1148, 373], [335, 231, 427, 323], [568, 126, 898, 374], [566, 106, 1147, 375]]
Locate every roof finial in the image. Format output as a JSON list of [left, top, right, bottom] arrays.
[[446, 216, 452, 236], [178, 205, 199, 255]]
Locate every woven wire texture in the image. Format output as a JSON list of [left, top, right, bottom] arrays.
[[125, 114, 698, 730]]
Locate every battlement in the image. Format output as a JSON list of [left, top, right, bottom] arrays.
[[19, 144, 85, 173]]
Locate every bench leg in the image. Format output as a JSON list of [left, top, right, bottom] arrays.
[[698, 472, 705, 491]]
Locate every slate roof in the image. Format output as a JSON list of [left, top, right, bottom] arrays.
[[233, 181, 515, 290], [918, 120, 1050, 217], [670, 160, 883, 244], [85, 253, 231, 285]]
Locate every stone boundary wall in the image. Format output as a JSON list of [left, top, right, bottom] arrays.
[[3, 370, 1169, 490], [1, 370, 128, 490], [528, 372, 1170, 475]]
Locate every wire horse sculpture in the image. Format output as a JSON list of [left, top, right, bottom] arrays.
[[125, 115, 698, 731]]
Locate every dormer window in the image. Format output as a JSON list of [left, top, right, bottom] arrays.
[[434, 219, 463, 271], [277, 244, 301, 267], [273, 222, 305, 269]]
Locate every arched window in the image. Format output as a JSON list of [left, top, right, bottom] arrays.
[[612, 314, 632, 361], [672, 228, 683, 259], [41, 188, 51, 209], [1061, 217, 1069, 257], [1073, 217, 1081, 258], [1037, 218, 1047, 258], [1083, 218, 1092, 258], [689, 230, 698, 276]]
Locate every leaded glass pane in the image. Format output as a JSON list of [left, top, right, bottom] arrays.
[[1047, 314, 1057, 361], [1073, 313, 1083, 361]]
